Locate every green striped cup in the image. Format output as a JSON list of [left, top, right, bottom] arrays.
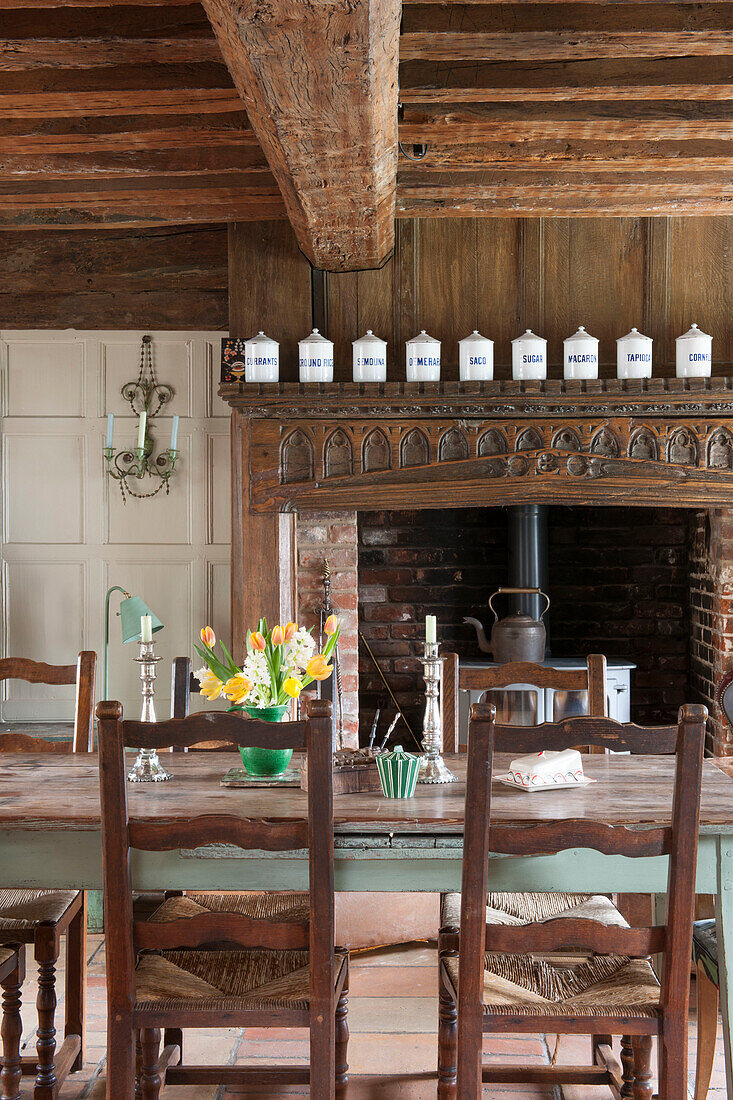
[[376, 745, 421, 798]]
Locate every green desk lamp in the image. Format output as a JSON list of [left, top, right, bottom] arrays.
[[104, 585, 163, 700]]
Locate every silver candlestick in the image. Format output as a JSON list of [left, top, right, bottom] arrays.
[[127, 640, 172, 782], [417, 642, 457, 784]]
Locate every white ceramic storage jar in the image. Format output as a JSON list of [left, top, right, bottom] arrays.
[[244, 331, 279, 382], [406, 330, 441, 381], [459, 331, 494, 380], [676, 323, 712, 378], [352, 330, 387, 382], [563, 326, 599, 379], [512, 329, 547, 380], [299, 328, 334, 382], [617, 327, 652, 378]]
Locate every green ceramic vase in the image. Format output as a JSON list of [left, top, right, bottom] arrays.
[[239, 703, 292, 777]]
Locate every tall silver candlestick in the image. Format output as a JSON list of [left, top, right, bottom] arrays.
[[418, 641, 457, 784], [127, 640, 172, 782]]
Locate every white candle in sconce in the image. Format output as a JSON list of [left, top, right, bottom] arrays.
[[170, 415, 179, 451], [676, 323, 712, 378], [512, 329, 547, 380], [406, 330, 441, 381], [353, 330, 387, 382], [459, 331, 494, 380], [105, 413, 114, 448], [425, 615, 437, 645], [245, 331, 279, 382], [299, 329, 334, 382], [563, 326, 599, 379], [617, 327, 652, 378], [136, 410, 147, 451], [140, 614, 153, 644]]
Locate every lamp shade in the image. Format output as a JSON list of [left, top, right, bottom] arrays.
[[118, 595, 163, 643]]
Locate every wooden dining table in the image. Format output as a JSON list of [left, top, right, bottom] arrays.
[[2, 749, 733, 1088]]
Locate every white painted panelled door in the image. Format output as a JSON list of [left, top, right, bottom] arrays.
[[0, 329, 230, 721]]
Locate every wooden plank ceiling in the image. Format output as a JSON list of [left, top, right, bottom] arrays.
[[2, 0, 733, 268]]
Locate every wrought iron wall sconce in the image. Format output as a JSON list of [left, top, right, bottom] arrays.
[[103, 334, 180, 502]]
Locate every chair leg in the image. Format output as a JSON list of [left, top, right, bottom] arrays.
[[34, 941, 59, 1100], [65, 893, 86, 1073], [106, 1016, 135, 1100], [631, 1034, 654, 1100], [621, 1035, 635, 1097], [135, 1032, 143, 1100], [335, 964, 349, 1097], [0, 949, 23, 1100], [694, 963, 720, 1100], [658, 1021, 688, 1100], [139, 1027, 161, 1100], [438, 980, 458, 1100]]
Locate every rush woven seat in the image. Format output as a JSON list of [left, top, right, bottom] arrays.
[[441, 891, 625, 930], [0, 888, 81, 929], [181, 891, 310, 923], [444, 951, 660, 1018]]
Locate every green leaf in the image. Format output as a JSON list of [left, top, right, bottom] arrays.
[[192, 642, 231, 684], [218, 639, 240, 677]]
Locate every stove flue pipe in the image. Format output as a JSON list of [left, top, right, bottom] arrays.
[[508, 504, 550, 654]]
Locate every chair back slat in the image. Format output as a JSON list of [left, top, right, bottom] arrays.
[[123, 710, 307, 752], [442, 654, 607, 753], [96, 697, 334, 1029], [489, 821, 670, 859], [128, 815, 308, 853], [0, 651, 96, 752], [494, 714, 678, 755], [484, 920, 666, 959], [169, 656, 239, 751], [133, 914, 309, 953]]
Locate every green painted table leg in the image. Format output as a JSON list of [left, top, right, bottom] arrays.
[[716, 837, 733, 1095], [86, 890, 103, 933]]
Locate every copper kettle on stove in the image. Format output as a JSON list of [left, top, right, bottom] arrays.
[[465, 587, 550, 663]]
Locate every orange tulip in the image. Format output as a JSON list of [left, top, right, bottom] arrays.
[[324, 614, 339, 636], [200, 626, 216, 648], [250, 630, 266, 652], [224, 674, 253, 705], [271, 625, 285, 646], [284, 621, 297, 642], [306, 654, 333, 681]]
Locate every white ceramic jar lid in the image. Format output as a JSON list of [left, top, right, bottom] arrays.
[[677, 322, 711, 341], [512, 328, 546, 345], [248, 330, 278, 346], [353, 329, 386, 347], [459, 330, 493, 344], [407, 329, 439, 345], [565, 325, 598, 343], [617, 327, 651, 343], [300, 327, 331, 344]]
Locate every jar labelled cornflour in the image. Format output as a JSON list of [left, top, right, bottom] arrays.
[[676, 323, 712, 378]]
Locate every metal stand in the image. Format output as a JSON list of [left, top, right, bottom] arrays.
[[417, 642, 457, 784], [127, 640, 172, 782]]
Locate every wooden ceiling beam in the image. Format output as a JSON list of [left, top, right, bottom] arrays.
[[400, 30, 733, 62], [0, 126, 257, 154], [411, 141, 733, 170], [0, 37, 222, 70], [201, 0, 400, 271], [396, 187, 733, 216], [0, 88, 243, 117]]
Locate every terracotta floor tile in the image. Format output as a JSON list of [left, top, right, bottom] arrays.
[[348, 965, 439, 997], [347, 997, 437, 1034], [347, 1033, 439, 1075]]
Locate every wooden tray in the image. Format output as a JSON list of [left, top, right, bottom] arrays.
[[300, 757, 382, 794]]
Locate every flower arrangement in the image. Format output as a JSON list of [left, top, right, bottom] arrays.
[[194, 616, 340, 710]]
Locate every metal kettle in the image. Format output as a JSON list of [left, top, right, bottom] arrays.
[[465, 586, 550, 663]]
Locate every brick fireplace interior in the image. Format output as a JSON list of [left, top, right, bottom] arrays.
[[325, 505, 733, 757]]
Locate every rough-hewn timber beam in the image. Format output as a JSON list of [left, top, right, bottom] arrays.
[[201, 0, 400, 271], [400, 31, 733, 63]]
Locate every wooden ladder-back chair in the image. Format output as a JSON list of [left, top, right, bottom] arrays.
[[438, 703, 707, 1100], [169, 656, 238, 750], [0, 942, 25, 1100], [0, 651, 96, 1099], [96, 698, 349, 1099], [441, 652, 608, 752]]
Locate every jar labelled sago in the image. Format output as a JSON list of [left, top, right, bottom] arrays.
[[299, 328, 334, 382], [512, 329, 547, 380], [563, 326, 599, 379], [617, 327, 652, 378], [406, 330, 440, 381], [459, 331, 494, 380], [676, 323, 712, 378], [353, 330, 387, 382], [245, 331, 279, 383]]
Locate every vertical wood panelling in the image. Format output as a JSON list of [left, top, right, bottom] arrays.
[[228, 221, 312, 382], [416, 218, 477, 375], [519, 218, 545, 339], [644, 218, 673, 368], [476, 219, 522, 378], [667, 218, 733, 364], [325, 272, 358, 381], [357, 262, 396, 368]]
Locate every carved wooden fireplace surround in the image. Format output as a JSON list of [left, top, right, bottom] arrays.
[[222, 377, 733, 734]]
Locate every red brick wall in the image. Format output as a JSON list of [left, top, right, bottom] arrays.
[[297, 510, 359, 747], [358, 506, 694, 743], [690, 507, 733, 755]]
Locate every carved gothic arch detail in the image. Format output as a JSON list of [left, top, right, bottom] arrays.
[[281, 428, 314, 484], [707, 427, 733, 469], [438, 427, 469, 462], [400, 427, 430, 468], [590, 426, 621, 458], [324, 428, 353, 478], [552, 427, 582, 452], [628, 426, 659, 462], [667, 426, 698, 466], [515, 427, 544, 452], [362, 427, 392, 473], [477, 428, 508, 456]]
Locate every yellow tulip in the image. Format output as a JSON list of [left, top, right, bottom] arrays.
[[224, 674, 252, 705], [200, 626, 216, 648], [306, 655, 333, 682], [324, 614, 339, 636], [199, 671, 224, 700], [283, 677, 302, 698], [271, 625, 285, 646]]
